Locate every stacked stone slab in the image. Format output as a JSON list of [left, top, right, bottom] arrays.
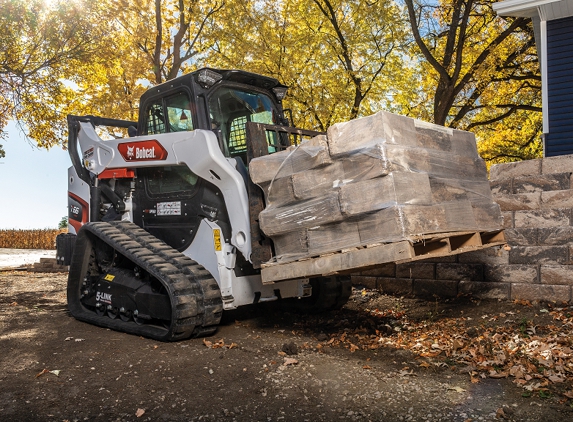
[[249, 110, 503, 264], [29, 257, 68, 273], [352, 155, 573, 304]]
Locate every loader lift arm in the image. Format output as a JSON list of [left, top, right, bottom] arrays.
[[67, 114, 136, 186]]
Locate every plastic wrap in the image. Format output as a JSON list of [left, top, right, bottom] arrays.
[[272, 230, 309, 260], [249, 135, 331, 184], [268, 200, 490, 263], [327, 110, 480, 158], [472, 201, 503, 231], [250, 109, 501, 264], [429, 177, 494, 202], [338, 172, 433, 216], [327, 110, 419, 155], [257, 144, 487, 208], [259, 192, 343, 237]]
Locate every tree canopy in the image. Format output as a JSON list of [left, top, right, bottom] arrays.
[[0, 0, 543, 166], [0, 0, 100, 154], [404, 0, 542, 164]]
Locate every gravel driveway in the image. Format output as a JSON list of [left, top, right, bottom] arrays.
[[2, 270, 573, 421]]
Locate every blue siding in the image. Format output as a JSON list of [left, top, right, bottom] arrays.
[[546, 16, 573, 157]]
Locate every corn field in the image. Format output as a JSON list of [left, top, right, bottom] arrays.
[[0, 229, 65, 249]]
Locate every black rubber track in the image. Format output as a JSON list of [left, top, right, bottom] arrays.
[[67, 221, 223, 341]]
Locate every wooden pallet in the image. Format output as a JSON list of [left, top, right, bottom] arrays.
[[260, 230, 506, 284]]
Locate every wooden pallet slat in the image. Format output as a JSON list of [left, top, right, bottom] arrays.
[[261, 230, 505, 284]]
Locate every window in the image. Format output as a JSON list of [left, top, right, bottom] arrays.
[[208, 87, 279, 158], [166, 92, 194, 132], [228, 115, 247, 155], [145, 103, 165, 135], [144, 91, 194, 135]]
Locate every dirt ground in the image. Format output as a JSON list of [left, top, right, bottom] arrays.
[[2, 270, 573, 422]]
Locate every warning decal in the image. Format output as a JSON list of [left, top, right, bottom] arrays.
[[157, 201, 182, 216]]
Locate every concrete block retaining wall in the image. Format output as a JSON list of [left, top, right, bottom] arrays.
[[352, 155, 573, 303]]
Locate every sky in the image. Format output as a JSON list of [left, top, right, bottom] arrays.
[[0, 121, 70, 229]]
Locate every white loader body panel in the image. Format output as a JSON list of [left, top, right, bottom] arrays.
[[70, 122, 309, 310]]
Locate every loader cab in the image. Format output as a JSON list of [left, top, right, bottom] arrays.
[[138, 68, 288, 163], [132, 68, 287, 253]]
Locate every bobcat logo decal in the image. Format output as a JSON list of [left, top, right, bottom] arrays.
[[118, 140, 168, 162]]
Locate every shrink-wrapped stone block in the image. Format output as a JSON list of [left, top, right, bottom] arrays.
[[307, 221, 361, 255], [327, 111, 418, 155], [259, 192, 343, 237], [339, 172, 432, 216], [272, 230, 308, 261], [249, 135, 331, 184], [430, 178, 493, 203]]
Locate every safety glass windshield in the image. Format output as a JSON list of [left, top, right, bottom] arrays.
[[208, 87, 278, 159]]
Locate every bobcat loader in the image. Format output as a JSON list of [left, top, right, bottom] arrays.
[[62, 68, 352, 341]]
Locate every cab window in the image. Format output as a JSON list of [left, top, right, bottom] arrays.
[[208, 88, 278, 159], [144, 92, 194, 135]]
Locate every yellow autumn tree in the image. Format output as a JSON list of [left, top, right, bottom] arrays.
[[61, 0, 226, 128], [206, 0, 410, 131], [0, 0, 227, 153], [403, 0, 542, 166], [1, 0, 541, 166], [0, 0, 100, 153]]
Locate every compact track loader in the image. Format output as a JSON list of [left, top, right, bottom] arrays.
[[62, 68, 352, 341]]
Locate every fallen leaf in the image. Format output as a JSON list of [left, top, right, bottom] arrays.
[[496, 407, 506, 419], [49, 370, 60, 377], [489, 371, 509, 379], [135, 408, 145, 418], [419, 362, 431, 368], [452, 340, 464, 351], [212, 339, 225, 349], [227, 342, 238, 349], [283, 358, 298, 366], [449, 386, 466, 393], [203, 339, 212, 348], [419, 351, 441, 358], [363, 365, 372, 370], [35, 369, 49, 378]]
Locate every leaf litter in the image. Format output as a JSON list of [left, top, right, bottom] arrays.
[[287, 288, 573, 403]]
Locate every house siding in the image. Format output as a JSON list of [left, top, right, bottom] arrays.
[[546, 15, 573, 156]]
